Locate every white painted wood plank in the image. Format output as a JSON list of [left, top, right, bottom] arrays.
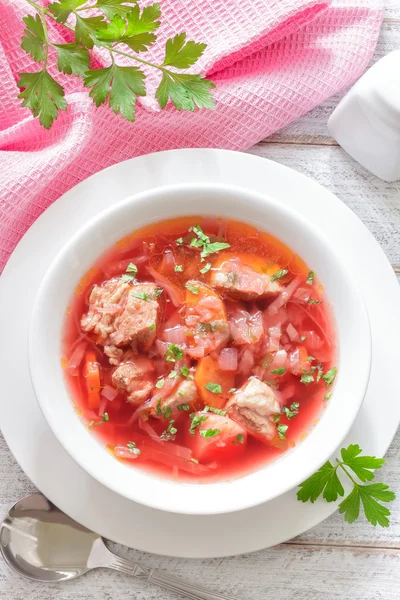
[[267, 19, 400, 145], [385, 0, 400, 19], [247, 143, 400, 266]]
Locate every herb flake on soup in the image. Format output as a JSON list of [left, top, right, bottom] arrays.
[[62, 217, 337, 482]]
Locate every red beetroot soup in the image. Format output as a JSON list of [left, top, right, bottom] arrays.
[[62, 216, 337, 483]]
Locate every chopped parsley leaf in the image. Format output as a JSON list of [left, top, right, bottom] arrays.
[[178, 403, 190, 411], [161, 419, 178, 440], [322, 367, 337, 386], [300, 374, 314, 384], [324, 392, 332, 401], [306, 271, 315, 285], [133, 292, 148, 301], [121, 274, 135, 283], [154, 288, 164, 298], [185, 283, 199, 295], [180, 366, 192, 378], [155, 378, 165, 389], [308, 299, 321, 304], [204, 406, 227, 416], [283, 402, 300, 419], [149, 323, 156, 331], [102, 412, 109, 422], [277, 423, 288, 440], [200, 262, 212, 274], [228, 387, 237, 393], [270, 367, 286, 376], [189, 414, 208, 435], [273, 414, 281, 423], [199, 428, 221, 438], [178, 391, 185, 397], [127, 441, 141, 455], [126, 263, 138, 276], [316, 364, 324, 382], [236, 433, 245, 444], [270, 269, 288, 282], [204, 382, 222, 394], [156, 400, 162, 417], [174, 265, 183, 272], [188, 224, 230, 261], [165, 344, 184, 362], [168, 370, 178, 379], [176, 238, 183, 245]]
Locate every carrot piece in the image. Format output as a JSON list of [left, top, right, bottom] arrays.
[[83, 350, 101, 410], [194, 355, 234, 409], [185, 280, 226, 320]]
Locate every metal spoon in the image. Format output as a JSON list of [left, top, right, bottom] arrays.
[[0, 493, 236, 600]]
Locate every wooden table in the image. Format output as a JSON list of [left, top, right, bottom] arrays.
[[1, 4, 399, 599]]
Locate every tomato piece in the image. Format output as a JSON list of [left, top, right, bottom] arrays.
[[194, 354, 234, 409], [83, 350, 101, 409]]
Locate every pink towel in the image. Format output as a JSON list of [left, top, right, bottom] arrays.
[[0, 0, 383, 272]]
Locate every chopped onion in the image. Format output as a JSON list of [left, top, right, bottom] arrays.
[[156, 339, 169, 356], [304, 330, 323, 350], [294, 287, 311, 302], [100, 386, 119, 402], [162, 249, 176, 268], [114, 446, 140, 460], [218, 347, 238, 371], [253, 365, 266, 379], [146, 266, 184, 307], [217, 220, 227, 238], [270, 349, 287, 370], [238, 348, 255, 375], [66, 342, 87, 373], [286, 323, 299, 342], [164, 325, 186, 345], [268, 324, 281, 352], [139, 418, 162, 443], [267, 276, 302, 315], [280, 383, 296, 403], [187, 346, 205, 359]]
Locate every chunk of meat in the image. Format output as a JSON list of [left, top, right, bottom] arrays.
[[81, 279, 160, 358], [227, 377, 280, 443], [112, 354, 156, 404], [151, 379, 197, 418], [211, 258, 282, 301], [184, 281, 229, 358], [186, 412, 247, 462]]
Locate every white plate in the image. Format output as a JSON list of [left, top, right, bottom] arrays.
[[0, 149, 399, 558]]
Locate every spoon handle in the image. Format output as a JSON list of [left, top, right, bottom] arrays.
[[108, 555, 237, 599]]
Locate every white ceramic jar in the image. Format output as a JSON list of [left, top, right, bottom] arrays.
[[328, 50, 400, 182]]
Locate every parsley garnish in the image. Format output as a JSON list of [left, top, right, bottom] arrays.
[[204, 406, 227, 416], [180, 366, 192, 378], [164, 344, 184, 362], [185, 283, 199, 295], [283, 402, 299, 419], [236, 433, 244, 444], [174, 265, 183, 272], [300, 374, 314, 384], [161, 419, 177, 440], [149, 323, 156, 331], [204, 382, 222, 394], [228, 387, 237, 393], [322, 367, 337, 386], [199, 428, 221, 438], [178, 403, 190, 411], [127, 441, 141, 456], [308, 299, 321, 304], [121, 262, 138, 283], [200, 262, 212, 274], [176, 238, 183, 245], [155, 378, 165, 389], [133, 291, 148, 301], [277, 423, 288, 440], [270, 269, 288, 282], [306, 271, 315, 285], [297, 444, 396, 527], [270, 367, 286, 376], [168, 370, 178, 379], [324, 392, 332, 401], [189, 414, 208, 435], [188, 225, 230, 260], [154, 288, 163, 298]]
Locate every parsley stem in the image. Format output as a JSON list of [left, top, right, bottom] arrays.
[[110, 46, 169, 73], [38, 7, 49, 69], [24, 0, 75, 32], [336, 460, 359, 486]]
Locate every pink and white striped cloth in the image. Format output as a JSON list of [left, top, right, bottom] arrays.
[[0, 0, 383, 271]]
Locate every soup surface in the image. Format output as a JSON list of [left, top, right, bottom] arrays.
[[63, 217, 337, 482]]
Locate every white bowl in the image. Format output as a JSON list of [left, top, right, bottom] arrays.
[[28, 183, 371, 515]]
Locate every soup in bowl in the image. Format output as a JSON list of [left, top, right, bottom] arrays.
[[28, 183, 371, 514]]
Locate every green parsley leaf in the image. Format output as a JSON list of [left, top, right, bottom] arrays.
[[236, 433, 245, 444], [93, 0, 137, 20], [164, 406, 172, 419], [174, 265, 183, 272], [176, 237, 183, 245], [322, 367, 337, 386], [49, 0, 87, 24], [277, 423, 288, 440], [340, 445, 385, 482], [17, 69, 67, 130], [189, 414, 208, 435], [96, 6, 160, 53], [228, 388, 237, 393], [204, 382, 222, 394], [75, 15, 107, 49], [164, 344, 183, 362], [283, 402, 300, 419], [204, 406, 227, 416], [53, 43, 90, 77], [185, 283, 199, 295], [306, 271, 315, 285], [180, 366, 192, 378], [21, 14, 45, 63], [84, 65, 146, 122], [270, 269, 288, 282], [149, 323, 156, 331], [199, 428, 221, 438], [270, 367, 286, 376], [308, 299, 321, 305], [200, 262, 212, 274], [201, 242, 230, 259], [156, 72, 215, 112], [273, 414, 281, 423], [155, 378, 164, 389], [300, 373, 314, 384], [162, 32, 207, 69], [127, 441, 141, 455], [102, 412, 109, 422], [121, 273, 134, 283], [297, 460, 344, 503], [178, 403, 190, 411], [324, 392, 332, 401], [133, 291, 148, 301], [168, 370, 178, 379], [126, 262, 138, 275], [154, 288, 163, 297]]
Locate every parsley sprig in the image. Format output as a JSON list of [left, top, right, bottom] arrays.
[[189, 225, 230, 261], [297, 444, 395, 527], [18, 0, 215, 129]]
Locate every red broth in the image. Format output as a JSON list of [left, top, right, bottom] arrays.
[[62, 217, 337, 483]]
